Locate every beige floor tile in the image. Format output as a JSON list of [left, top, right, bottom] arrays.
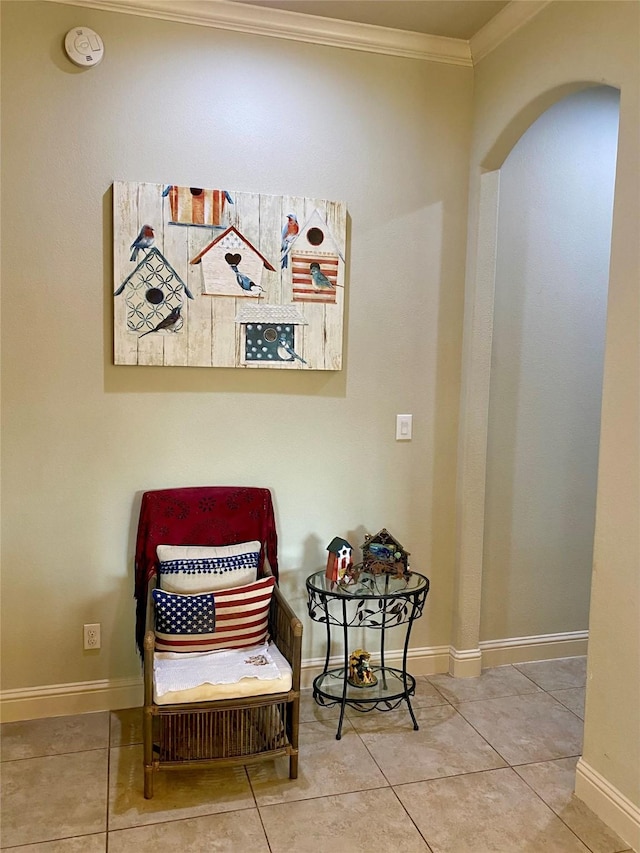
[[108, 809, 270, 852], [348, 704, 506, 785], [247, 718, 388, 805], [109, 708, 143, 747], [6, 835, 106, 852], [1, 713, 109, 761], [260, 787, 431, 853], [298, 687, 343, 723], [1, 750, 108, 848], [456, 692, 584, 765], [107, 744, 255, 831], [396, 767, 592, 852], [515, 758, 629, 853], [550, 688, 586, 719], [428, 664, 542, 704], [515, 656, 587, 690]]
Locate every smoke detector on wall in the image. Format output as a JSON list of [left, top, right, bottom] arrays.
[[64, 27, 104, 67]]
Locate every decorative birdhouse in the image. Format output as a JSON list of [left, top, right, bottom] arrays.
[[190, 226, 276, 298], [290, 209, 344, 305], [361, 529, 410, 578], [235, 304, 309, 367], [325, 536, 353, 583], [166, 185, 233, 228], [114, 247, 192, 334]]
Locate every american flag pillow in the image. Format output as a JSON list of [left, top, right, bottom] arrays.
[[153, 576, 275, 653], [157, 541, 261, 594]]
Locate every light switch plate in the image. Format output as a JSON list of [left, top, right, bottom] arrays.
[[396, 414, 412, 440]]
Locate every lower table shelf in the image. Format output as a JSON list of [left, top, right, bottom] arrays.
[[313, 666, 419, 737]]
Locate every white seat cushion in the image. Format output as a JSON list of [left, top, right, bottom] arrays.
[[153, 641, 292, 705]]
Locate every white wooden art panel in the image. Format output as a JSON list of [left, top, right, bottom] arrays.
[[113, 181, 347, 369]]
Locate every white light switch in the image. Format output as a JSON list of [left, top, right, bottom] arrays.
[[396, 414, 412, 440]]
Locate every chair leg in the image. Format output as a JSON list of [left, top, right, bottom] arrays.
[[143, 705, 154, 799], [289, 751, 299, 779], [289, 694, 300, 779], [144, 764, 154, 799]]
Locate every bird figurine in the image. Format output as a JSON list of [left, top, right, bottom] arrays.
[[309, 261, 334, 289], [229, 263, 264, 294], [280, 214, 299, 269], [130, 225, 155, 262], [139, 305, 182, 338], [277, 335, 307, 365]]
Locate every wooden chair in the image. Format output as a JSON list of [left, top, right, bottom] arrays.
[[135, 487, 302, 799]]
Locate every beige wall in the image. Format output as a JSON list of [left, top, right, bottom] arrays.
[[1, 0, 638, 833], [482, 86, 619, 641], [0, 2, 472, 688], [467, 0, 639, 816]]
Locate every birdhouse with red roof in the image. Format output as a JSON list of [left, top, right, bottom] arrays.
[[290, 209, 344, 305], [326, 537, 353, 583], [190, 226, 276, 298]]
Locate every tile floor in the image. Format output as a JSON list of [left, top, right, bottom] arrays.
[[0, 657, 633, 852]]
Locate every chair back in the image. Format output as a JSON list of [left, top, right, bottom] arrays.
[[134, 486, 278, 653]]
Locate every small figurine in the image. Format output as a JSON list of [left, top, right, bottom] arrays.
[[348, 648, 377, 688], [326, 536, 353, 583]]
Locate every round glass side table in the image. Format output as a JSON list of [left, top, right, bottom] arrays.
[[306, 569, 430, 740]]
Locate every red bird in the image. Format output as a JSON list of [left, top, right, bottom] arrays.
[[280, 214, 299, 269], [130, 224, 155, 262]]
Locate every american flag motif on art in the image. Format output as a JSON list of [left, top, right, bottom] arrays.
[[153, 576, 275, 653]]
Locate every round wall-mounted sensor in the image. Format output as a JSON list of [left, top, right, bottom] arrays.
[[64, 27, 104, 67]]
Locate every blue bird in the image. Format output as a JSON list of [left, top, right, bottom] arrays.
[[281, 213, 299, 269], [277, 335, 307, 365], [130, 224, 155, 262], [229, 263, 264, 294], [309, 261, 333, 289]]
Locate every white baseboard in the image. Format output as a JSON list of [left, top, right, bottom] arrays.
[[479, 630, 588, 667], [300, 645, 451, 689], [575, 758, 640, 852], [0, 678, 143, 723], [448, 646, 483, 677], [0, 632, 588, 722]]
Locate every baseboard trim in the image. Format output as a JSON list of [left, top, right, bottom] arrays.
[[575, 758, 640, 852], [0, 633, 588, 721], [0, 678, 144, 723], [479, 630, 589, 667], [300, 645, 451, 689]]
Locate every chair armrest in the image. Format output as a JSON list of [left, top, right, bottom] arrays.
[[269, 583, 303, 691], [143, 578, 157, 704]]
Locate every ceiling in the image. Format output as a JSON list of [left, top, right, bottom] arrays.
[[228, 1, 511, 40]]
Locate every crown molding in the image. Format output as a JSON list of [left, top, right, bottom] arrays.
[[47, 0, 472, 65], [470, 0, 551, 63], [48, 0, 550, 65]]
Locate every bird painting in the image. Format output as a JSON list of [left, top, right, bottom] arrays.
[[130, 225, 155, 262], [309, 262, 334, 289], [139, 305, 182, 338], [277, 334, 307, 365], [229, 262, 265, 295], [280, 214, 299, 269]]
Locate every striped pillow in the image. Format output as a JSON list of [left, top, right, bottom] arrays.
[[153, 576, 275, 653], [157, 541, 260, 594]]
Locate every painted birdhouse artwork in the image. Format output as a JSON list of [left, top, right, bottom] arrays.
[[290, 209, 345, 305], [113, 181, 347, 368], [165, 185, 233, 229], [326, 537, 353, 583], [361, 529, 411, 579], [114, 246, 192, 336], [190, 226, 276, 298], [235, 304, 309, 367]]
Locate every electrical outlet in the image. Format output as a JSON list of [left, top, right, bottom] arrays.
[[83, 623, 101, 650]]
